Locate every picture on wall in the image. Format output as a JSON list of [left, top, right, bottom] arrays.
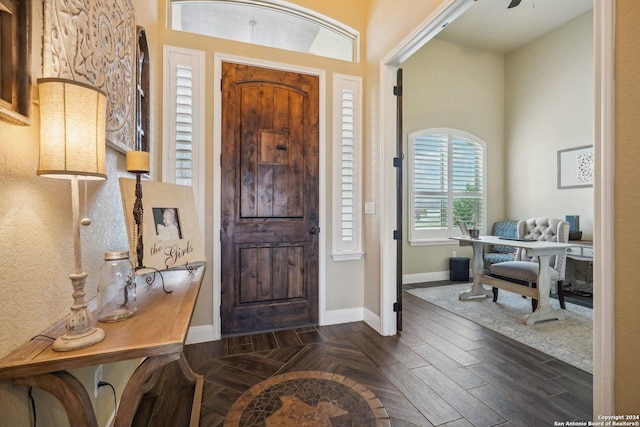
[[43, 0, 136, 153], [119, 179, 204, 271], [557, 145, 594, 189]]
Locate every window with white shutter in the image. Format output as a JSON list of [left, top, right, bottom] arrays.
[[408, 128, 486, 244], [332, 74, 363, 260], [163, 46, 205, 235]]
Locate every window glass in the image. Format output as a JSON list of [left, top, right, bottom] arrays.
[[170, 0, 358, 62], [409, 129, 485, 243]]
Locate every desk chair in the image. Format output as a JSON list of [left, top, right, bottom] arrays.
[[483, 220, 519, 267], [489, 217, 569, 310]]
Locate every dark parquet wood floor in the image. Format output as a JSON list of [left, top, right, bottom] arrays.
[[132, 291, 593, 426]]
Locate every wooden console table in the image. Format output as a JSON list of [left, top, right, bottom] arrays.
[[0, 263, 205, 427]]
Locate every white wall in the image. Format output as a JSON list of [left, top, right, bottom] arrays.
[[505, 11, 594, 237], [401, 38, 505, 276]]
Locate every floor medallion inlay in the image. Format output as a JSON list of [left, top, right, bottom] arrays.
[[223, 371, 390, 426]]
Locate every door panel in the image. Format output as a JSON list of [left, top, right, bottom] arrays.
[[221, 63, 319, 336]]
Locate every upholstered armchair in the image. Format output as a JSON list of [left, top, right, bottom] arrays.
[[484, 220, 519, 267], [489, 217, 570, 310]]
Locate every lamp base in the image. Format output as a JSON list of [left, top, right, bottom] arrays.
[[52, 272, 106, 352], [52, 327, 105, 352]]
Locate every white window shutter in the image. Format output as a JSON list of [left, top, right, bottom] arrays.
[[409, 129, 486, 244], [332, 74, 363, 260], [163, 46, 205, 236]]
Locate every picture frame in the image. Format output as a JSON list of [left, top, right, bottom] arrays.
[[0, 0, 32, 125], [119, 178, 204, 272], [557, 145, 594, 189]]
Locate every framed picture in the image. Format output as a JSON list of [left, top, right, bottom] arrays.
[[119, 179, 204, 271], [557, 145, 594, 189]]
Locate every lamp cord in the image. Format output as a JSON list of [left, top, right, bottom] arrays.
[[28, 387, 36, 426], [98, 381, 117, 415]]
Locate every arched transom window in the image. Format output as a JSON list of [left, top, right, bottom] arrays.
[[170, 0, 359, 62]]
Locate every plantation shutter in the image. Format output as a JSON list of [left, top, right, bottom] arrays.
[[452, 136, 484, 229], [174, 65, 193, 187], [413, 134, 448, 231], [332, 74, 362, 260], [409, 129, 485, 243], [340, 89, 355, 242]]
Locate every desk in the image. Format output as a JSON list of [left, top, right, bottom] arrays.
[[452, 236, 576, 325], [0, 263, 205, 427], [566, 240, 594, 294]]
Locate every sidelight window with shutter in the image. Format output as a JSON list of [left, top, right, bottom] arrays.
[[163, 45, 205, 235], [408, 128, 486, 244], [332, 74, 363, 260]]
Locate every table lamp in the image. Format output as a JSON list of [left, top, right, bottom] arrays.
[[126, 150, 150, 270], [37, 78, 107, 351]]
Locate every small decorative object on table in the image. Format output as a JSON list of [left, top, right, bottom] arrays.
[[566, 215, 582, 240], [98, 251, 137, 322], [119, 179, 205, 278]]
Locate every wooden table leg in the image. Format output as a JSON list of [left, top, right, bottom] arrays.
[[459, 240, 491, 300], [14, 371, 98, 427], [114, 353, 179, 427], [523, 254, 566, 325], [178, 352, 204, 427]]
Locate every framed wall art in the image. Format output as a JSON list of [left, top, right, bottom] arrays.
[[0, 0, 32, 125], [557, 145, 594, 189], [43, 0, 136, 153], [119, 178, 204, 272]]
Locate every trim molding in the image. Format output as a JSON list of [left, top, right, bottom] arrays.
[[323, 307, 364, 326], [593, 0, 615, 415]]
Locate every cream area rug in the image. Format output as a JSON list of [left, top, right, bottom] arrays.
[[407, 284, 593, 374]]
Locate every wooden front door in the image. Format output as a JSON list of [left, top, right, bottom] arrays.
[[220, 63, 320, 336]]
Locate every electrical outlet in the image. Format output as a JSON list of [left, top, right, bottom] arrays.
[[94, 364, 103, 398]]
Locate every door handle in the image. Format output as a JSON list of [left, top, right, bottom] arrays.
[[309, 226, 320, 234]]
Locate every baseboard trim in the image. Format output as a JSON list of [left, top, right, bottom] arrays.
[[186, 325, 215, 345], [323, 307, 364, 325], [403, 271, 451, 284], [187, 306, 381, 344], [363, 308, 382, 334]]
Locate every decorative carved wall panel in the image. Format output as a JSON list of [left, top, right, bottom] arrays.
[[43, 0, 136, 153]]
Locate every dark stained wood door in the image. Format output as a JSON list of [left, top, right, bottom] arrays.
[[221, 62, 319, 336]]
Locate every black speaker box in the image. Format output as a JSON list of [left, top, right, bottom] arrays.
[[449, 257, 470, 282]]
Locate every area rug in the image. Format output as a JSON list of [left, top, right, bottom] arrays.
[[407, 284, 593, 373], [224, 371, 390, 426]]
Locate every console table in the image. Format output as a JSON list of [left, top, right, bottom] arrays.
[[452, 236, 576, 325], [0, 263, 205, 427]]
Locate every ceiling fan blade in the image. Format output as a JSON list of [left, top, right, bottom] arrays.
[[508, 0, 522, 8]]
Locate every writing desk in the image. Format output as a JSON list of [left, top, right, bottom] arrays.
[[452, 236, 576, 325], [0, 263, 205, 427]]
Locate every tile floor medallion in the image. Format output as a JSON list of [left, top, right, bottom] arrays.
[[223, 371, 390, 426]]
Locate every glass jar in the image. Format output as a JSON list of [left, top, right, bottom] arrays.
[[97, 250, 137, 322]]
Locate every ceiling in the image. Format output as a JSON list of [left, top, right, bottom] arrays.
[[435, 0, 593, 54]]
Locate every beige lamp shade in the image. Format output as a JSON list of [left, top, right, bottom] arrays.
[[126, 150, 150, 173], [37, 78, 107, 180]]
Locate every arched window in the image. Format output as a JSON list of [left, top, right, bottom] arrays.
[[408, 128, 486, 244], [170, 0, 359, 62]]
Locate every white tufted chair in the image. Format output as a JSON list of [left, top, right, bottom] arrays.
[[489, 217, 570, 310]]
